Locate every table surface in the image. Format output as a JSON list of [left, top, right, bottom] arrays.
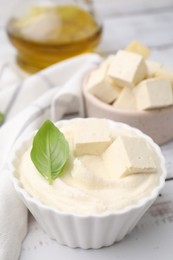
[[1, 0, 173, 259]]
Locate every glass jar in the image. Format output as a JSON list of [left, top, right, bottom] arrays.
[[6, 0, 102, 73]]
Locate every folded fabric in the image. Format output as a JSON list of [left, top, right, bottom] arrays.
[[0, 54, 102, 260]]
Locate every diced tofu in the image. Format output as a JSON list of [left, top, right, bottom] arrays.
[[99, 55, 115, 71], [73, 119, 112, 156], [87, 67, 122, 103], [108, 50, 147, 88], [113, 87, 136, 110], [146, 60, 162, 78], [134, 78, 173, 110], [154, 66, 173, 85], [103, 136, 156, 178], [126, 40, 150, 59]]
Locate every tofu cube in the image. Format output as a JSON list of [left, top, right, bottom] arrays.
[[146, 60, 162, 78], [99, 55, 115, 71], [154, 66, 173, 85], [87, 67, 122, 104], [108, 50, 147, 88], [103, 136, 156, 178], [126, 40, 150, 59], [73, 119, 112, 156], [134, 78, 173, 110], [113, 87, 136, 110]]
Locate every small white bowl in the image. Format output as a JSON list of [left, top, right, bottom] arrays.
[[9, 118, 166, 249], [82, 81, 173, 145]]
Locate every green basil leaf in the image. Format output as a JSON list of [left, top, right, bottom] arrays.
[[30, 120, 69, 184], [0, 112, 5, 124]]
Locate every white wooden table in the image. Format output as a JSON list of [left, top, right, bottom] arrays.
[[1, 1, 173, 259]]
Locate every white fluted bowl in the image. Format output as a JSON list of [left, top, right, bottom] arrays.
[[9, 118, 166, 249]]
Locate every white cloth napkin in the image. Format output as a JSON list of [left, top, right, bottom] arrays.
[[0, 53, 102, 260]]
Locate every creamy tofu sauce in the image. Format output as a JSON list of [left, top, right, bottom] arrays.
[[18, 120, 162, 215]]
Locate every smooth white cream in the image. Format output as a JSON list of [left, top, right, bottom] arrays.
[[18, 119, 162, 215]]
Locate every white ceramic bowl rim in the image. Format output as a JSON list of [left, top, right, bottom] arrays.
[[9, 118, 167, 219]]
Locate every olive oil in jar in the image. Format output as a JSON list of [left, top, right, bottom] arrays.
[[7, 5, 102, 73]]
